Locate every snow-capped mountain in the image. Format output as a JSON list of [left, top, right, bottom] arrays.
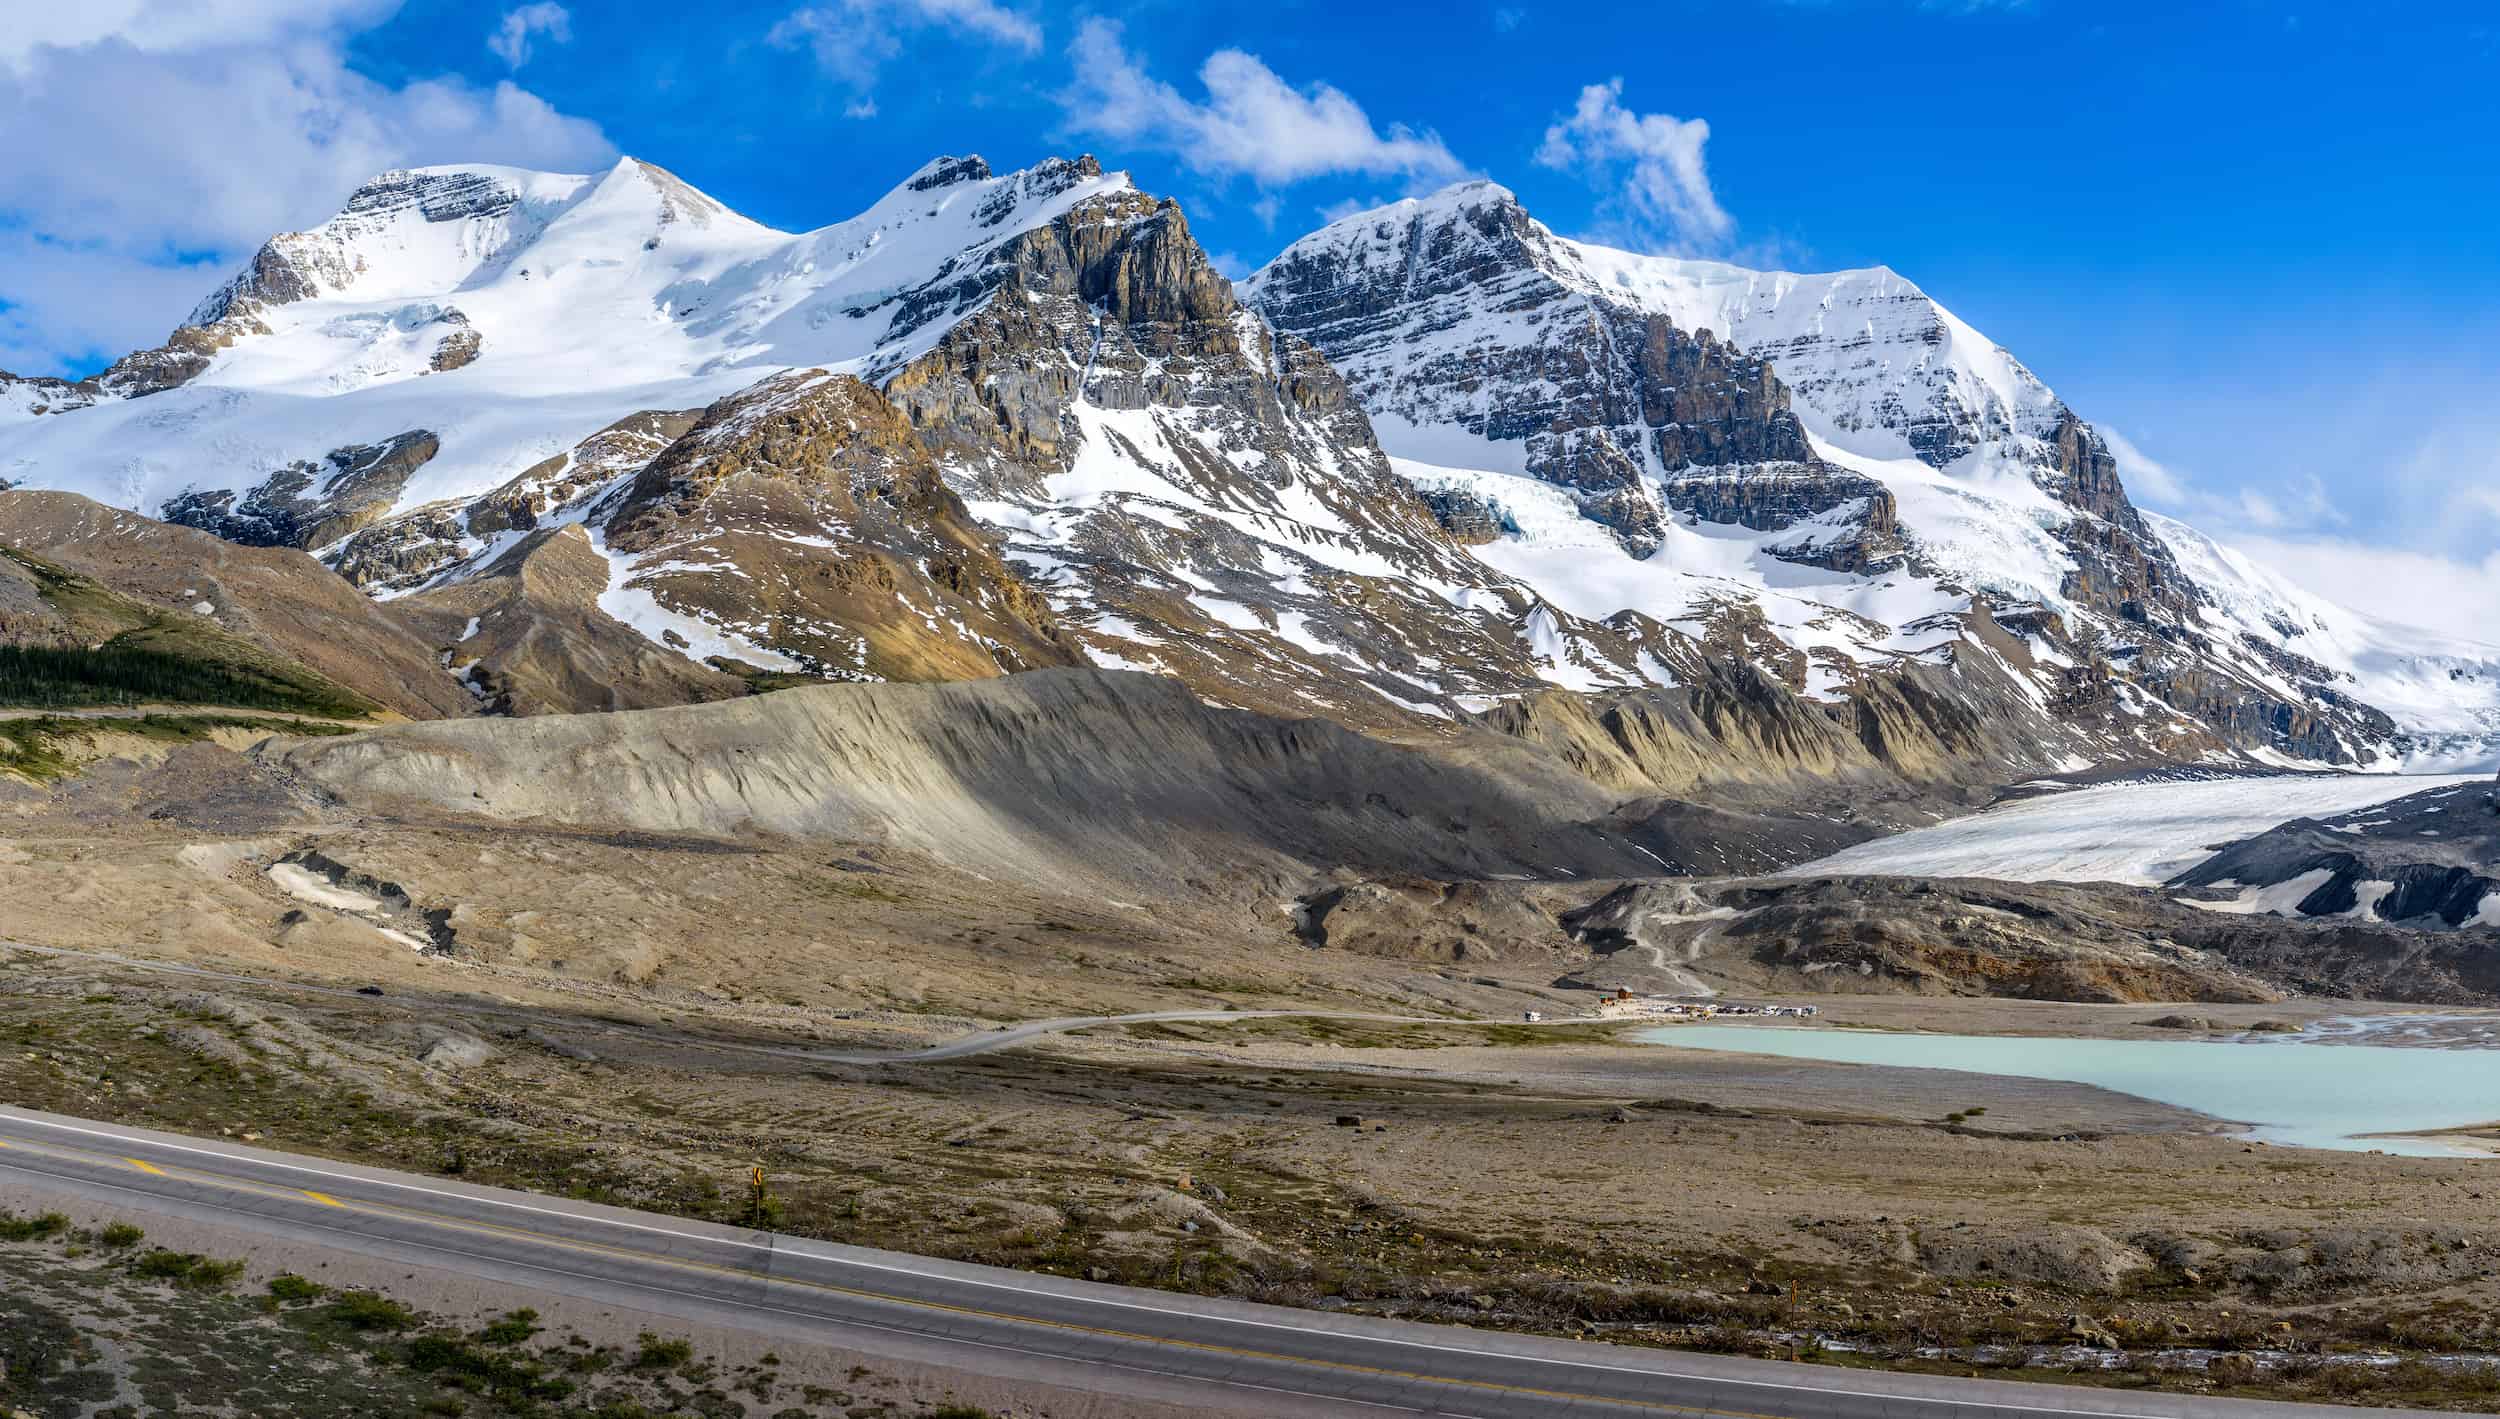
[[1, 152, 2488, 773], [1246, 180, 2500, 769], [0, 155, 1665, 732], [0, 156, 1130, 521]]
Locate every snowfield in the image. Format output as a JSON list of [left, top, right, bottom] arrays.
[[1784, 773, 2490, 886]]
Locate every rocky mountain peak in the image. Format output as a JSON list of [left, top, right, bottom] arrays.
[[337, 166, 526, 225], [1248, 183, 2483, 768], [1246, 181, 1858, 561], [907, 154, 994, 190]]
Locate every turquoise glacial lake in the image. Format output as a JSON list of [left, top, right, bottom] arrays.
[[1636, 1022, 2500, 1156]]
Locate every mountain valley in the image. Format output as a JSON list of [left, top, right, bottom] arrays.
[[4, 144, 2500, 1414]]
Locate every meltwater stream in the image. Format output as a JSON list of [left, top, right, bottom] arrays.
[[1637, 1023, 2500, 1156]]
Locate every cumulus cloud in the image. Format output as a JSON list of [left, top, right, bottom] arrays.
[[0, 8, 612, 374], [0, 0, 400, 68], [770, 0, 1041, 96], [489, 2, 573, 69], [1536, 79, 1732, 249], [1059, 19, 1466, 188], [0, 237, 227, 376]]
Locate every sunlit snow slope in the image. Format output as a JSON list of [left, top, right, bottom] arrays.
[[0, 156, 1126, 517]]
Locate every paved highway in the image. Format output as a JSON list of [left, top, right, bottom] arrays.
[[0, 1105, 2446, 1419]]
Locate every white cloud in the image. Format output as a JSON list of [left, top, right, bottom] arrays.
[[1317, 195, 1385, 225], [0, 11, 611, 374], [2100, 425, 2353, 538], [2101, 418, 2496, 644], [0, 237, 227, 376], [489, 2, 573, 69], [0, 0, 400, 68], [1059, 19, 1466, 188], [2229, 534, 2500, 646], [2128, 402, 2500, 557], [770, 0, 1041, 96], [2386, 417, 2500, 554], [2096, 426, 2190, 506], [2235, 482, 2351, 532], [1535, 78, 1732, 248]]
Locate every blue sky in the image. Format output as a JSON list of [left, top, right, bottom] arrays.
[[2, 0, 2495, 628]]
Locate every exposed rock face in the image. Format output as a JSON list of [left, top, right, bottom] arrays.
[[0, 548, 61, 642], [0, 371, 104, 423], [1473, 646, 2058, 816], [603, 369, 1081, 681], [1417, 488, 1506, 544], [394, 525, 747, 716], [2041, 410, 2188, 625], [1295, 876, 1567, 962], [328, 506, 472, 592], [1659, 467, 1903, 573], [472, 412, 698, 538], [879, 171, 1635, 730], [331, 410, 701, 592], [1674, 875, 2285, 1003], [164, 431, 440, 550], [426, 311, 481, 372], [92, 319, 264, 399], [2171, 778, 2500, 931], [862, 164, 2013, 739], [1257, 859, 2500, 1003], [72, 168, 542, 407], [265, 157, 1737, 727], [1245, 186, 1857, 559]]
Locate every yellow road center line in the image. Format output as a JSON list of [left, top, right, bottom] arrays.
[[0, 1129, 1785, 1419]]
